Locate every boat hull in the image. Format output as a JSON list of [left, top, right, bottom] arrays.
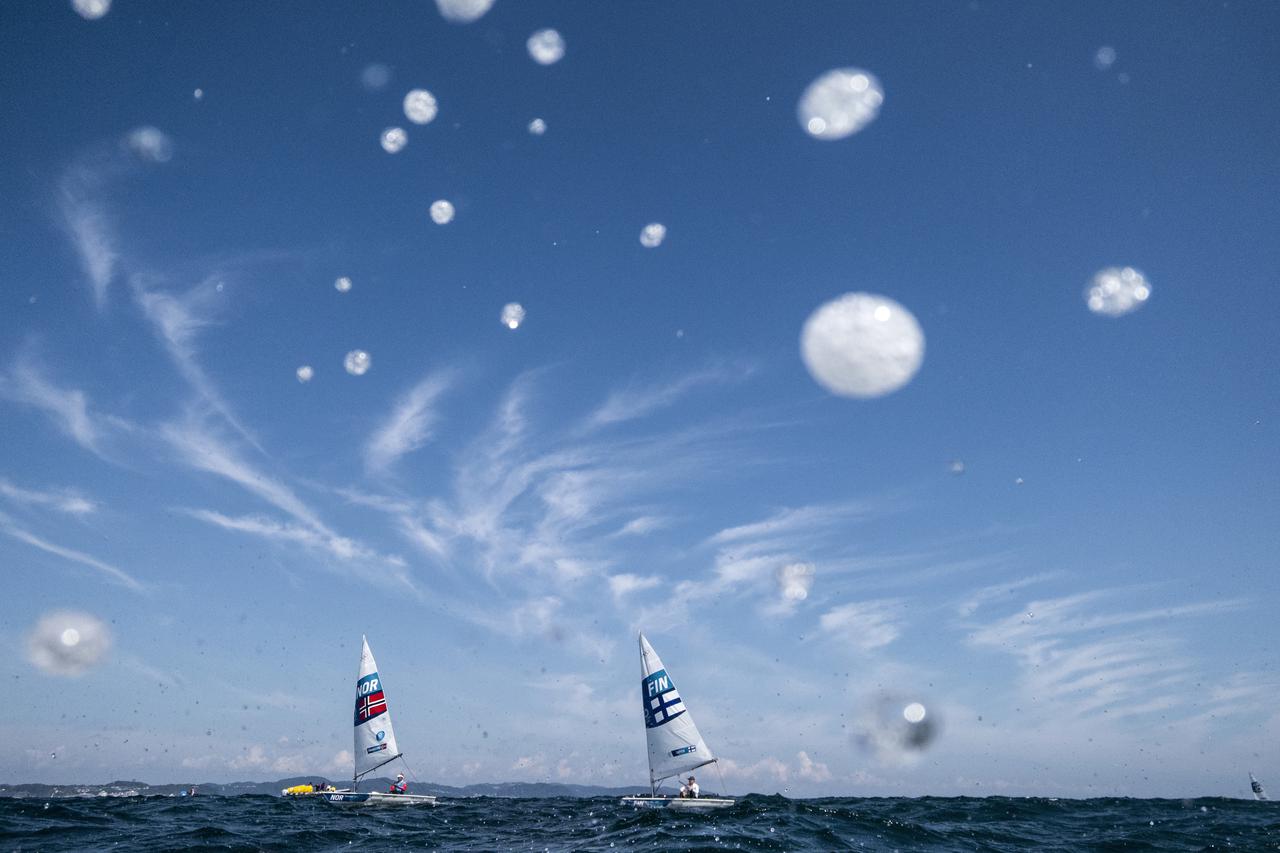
[[322, 791, 437, 806], [621, 796, 734, 810]]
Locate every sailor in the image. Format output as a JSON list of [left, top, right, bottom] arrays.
[[679, 776, 699, 798], [390, 773, 408, 794]]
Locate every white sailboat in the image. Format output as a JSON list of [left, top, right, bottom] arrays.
[[321, 636, 437, 806], [1250, 772, 1268, 801], [620, 632, 734, 810]]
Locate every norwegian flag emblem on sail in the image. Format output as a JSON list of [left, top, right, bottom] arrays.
[[354, 673, 388, 725]]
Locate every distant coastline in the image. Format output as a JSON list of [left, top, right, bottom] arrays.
[[0, 778, 680, 799]]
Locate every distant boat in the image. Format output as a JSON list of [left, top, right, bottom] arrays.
[[620, 632, 734, 810], [1250, 772, 1268, 801], [319, 636, 436, 806]]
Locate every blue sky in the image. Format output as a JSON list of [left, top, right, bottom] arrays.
[[1, 0, 1278, 797]]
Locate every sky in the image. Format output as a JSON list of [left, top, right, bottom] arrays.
[[1, 0, 1277, 798]]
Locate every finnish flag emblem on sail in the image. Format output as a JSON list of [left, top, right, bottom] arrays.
[[643, 669, 686, 728]]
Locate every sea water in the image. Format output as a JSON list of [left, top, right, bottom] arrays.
[[1, 794, 1276, 851]]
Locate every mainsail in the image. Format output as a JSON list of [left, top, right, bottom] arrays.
[[353, 635, 402, 782], [638, 632, 716, 792], [1251, 772, 1268, 801]]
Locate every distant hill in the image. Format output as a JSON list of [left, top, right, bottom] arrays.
[[0, 778, 682, 799]]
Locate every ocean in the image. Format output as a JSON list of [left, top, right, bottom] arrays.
[[0, 794, 1275, 851]]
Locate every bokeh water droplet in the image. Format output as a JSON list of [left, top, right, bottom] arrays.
[[193, 88, 204, 101], [344, 350, 372, 376], [27, 611, 111, 676], [380, 127, 408, 154], [528, 29, 566, 65], [903, 702, 927, 724], [434, 0, 494, 23], [855, 693, 941, 761], [528, 118, 547, 136], [71, 0, 111, 20], [1094, 46, 1118, 70], [296, 366, 314, 383], [430, 199, 455, 225], [361, 63, 392, 91], [798, 68, 884, 140], [403, 89, 438, 125], [639, 223, 667, 248], [334, 276, 353, 293], [1085, 267, 1151, 317], [125, 127, 173, 163], [801, 293, 925, 398], [948, 459, 966, 476], [501, 303, 526, 330]]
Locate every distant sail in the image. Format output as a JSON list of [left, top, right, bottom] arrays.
[[638, 633, 715, 788], [353, 635, 402, 781], [1251, 772, 1268, 801]]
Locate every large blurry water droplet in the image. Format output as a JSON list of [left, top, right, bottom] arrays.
[[1094, 46, 1118, 70], [344, 350, 371, 376], [903, 702, 926, 724], [639, 223, 667, 248], [948, 460, 966, 476], [125, 127, 174, 163], [193, 88, 204, 101], [380, 127, 407, 154], [334, 276, 353, 293], [501, 302, 526, 330], [1085, 267, 1151, 317], [798, 68, 884, 140], [855, 693, 941, 761], [430, 200, 455, 225], [528, 118, 547, 136], [72, 0, 111, 19], [27, 611, 111, 676], [528, 29, 566, 65], [361, 63, 392, 91], [801, 293, 925, 398], [403, 89, 438, 125], [434, 0, 494, 23], [296, 366, 314, 383]]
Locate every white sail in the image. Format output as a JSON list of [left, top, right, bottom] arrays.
[[638, 632, 716, 788], [353, 635, 402, 781], [1251, 772, 1268, 801]]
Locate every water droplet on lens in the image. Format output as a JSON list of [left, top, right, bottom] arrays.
[[430, 199, 455, 225], [334, 276, 352, 293], [801, 293, 925, 398], [296, 366, 314, 383], [798, 68, 884, 140], [361, 63, 391, 91], [528, 29, 566, 65], [528, 118, 547, 135], [434, 0, 494, 23], [1085, 267, 1151, 317], [501, 302, 526, 330], [344, 350, 371, 376], [1094, 46, 1117, 70], [639, 223, 666, 248], [403, 89, 438, 125], [72, 0, 111, 19], [380, 127, 407, 153]]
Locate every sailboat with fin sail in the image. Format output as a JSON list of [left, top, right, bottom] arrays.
[[1250, 772, 1268, 801], [620, 632, 734, 810], [321, 636, 436, 806]]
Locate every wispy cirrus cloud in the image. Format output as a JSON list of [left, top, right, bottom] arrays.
[[818, 599, 906, 651], [0, 510, 144, 591], [0, 476, 97, 515], [583, 362, 753, 430], [966, 587, 1248, 722], [364, 371, 454, 473], [0, 355, 109, 458]]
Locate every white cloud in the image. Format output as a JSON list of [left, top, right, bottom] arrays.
[[584, 364, 751, 430], [0, 511, 144, 591], [608, 573, 662, 602], [365, 372, 453, 472], [0, 476, 97, 515], [57, 165, 118, 307], [0, 357, 107, 457], [818, 599, 905, 651], [796, 750, 832, 782]]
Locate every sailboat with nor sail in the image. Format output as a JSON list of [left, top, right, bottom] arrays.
[[321, 636, 436, 806], [621, 632, 734, 810]]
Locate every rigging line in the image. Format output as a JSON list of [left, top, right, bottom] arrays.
[[714, 757, 728, 799]]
